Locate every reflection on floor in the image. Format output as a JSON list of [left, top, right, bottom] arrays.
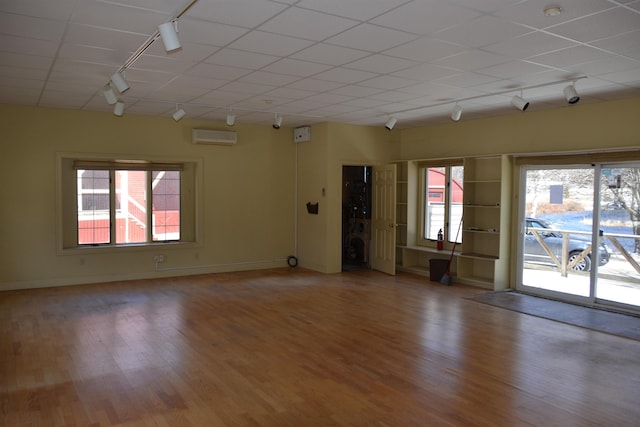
[[467, 290, 640, 341]]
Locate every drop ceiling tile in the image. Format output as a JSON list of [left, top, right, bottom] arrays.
[[205, 49, 279, 69], [528, 45, 618, 69], [484, 32, 577, 59], [339, 97, 387, 108], [286, 78, 345, 92], [435, 50, 511, 71], [261, 58, 332, 77], [565, 56, 640, 76], [295, 0, 409, 21], [290, 44, 370, 66], [0, 86, 42, 105], [64, 24, 149, 52], [143, 42, 219, 63], [103, 0, 180, 15], [71, 1, 168, 34], [58, 43, 122, 67], [383, 37, 466, 62], [371, 0, 481, 36], [366, 89, 425, 103], [0, 52, 54, 70], [0, 65, 49, 80], [219, 81, 275, 95], [547, 8, 640, 43], [344, 54, 418, 75], [448, 0, 524, 13], [0, 75, 45, 90], [186, 63, 253, 80], [312, 68, 378, 84], [178, 18, 250, 47], [0, 34, 59, 57], [492, 0, 614, 30], [325, 23, 418, 52], [435, 15, 530, 48], [187, 0, 288, 28], [238, 71, 301, 86], [0, 12, 66, 42], [146, 84, 209, 102], [166, 75, 230, 90], [303, 92, 355, 105], [595, 69, 640, 85], [228, 31, 314, 56], [478, 60, 555, 79], [0, 0, 76, 20], [392, 63, 460, 81], [125, 54, 195, 74], [435, 72, 500, 88], [591, 30, 640, 60], [192, 90, 252, 106], [358, 75, 417, 90], [262, 87, 316, 100], [257, 7, 358, 41], [329, 85, 385, 98]]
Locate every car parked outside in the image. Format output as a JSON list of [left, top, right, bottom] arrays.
[[524, 217, 610, 272]]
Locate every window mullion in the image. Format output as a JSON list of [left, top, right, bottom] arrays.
[[147, 170, 153, 242], [109, 169, 116, 245]]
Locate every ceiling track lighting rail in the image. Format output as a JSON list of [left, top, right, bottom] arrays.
[[385, 76, 587, 127], [102, 0, 200, 117]]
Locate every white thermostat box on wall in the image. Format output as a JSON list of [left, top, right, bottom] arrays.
[[294, 126, 311, 143]]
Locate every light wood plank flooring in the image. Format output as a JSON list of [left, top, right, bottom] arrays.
[[2, 268, 639, 426]]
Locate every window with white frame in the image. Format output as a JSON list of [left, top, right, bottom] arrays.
[[59, 157, 197, 249], [418, 162, 464, 245]]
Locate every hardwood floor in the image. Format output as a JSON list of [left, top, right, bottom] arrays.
[[2, 268, 639, 426]]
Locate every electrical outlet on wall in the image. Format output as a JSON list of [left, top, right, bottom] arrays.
[[154, 254, 165, 263]]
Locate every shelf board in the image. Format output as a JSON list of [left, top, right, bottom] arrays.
[[463, 203, 500, 208], [459, 252, 498, 260], [463, 229, 500, 234], [401, 245, 461, 256], [465, 180, 500, 184]]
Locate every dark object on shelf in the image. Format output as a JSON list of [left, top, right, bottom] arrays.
[[307, 202, 318, 214]]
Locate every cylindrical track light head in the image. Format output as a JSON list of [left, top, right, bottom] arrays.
[[110, 71, 129, 94], [102, 84, 118, 105], [273, 113, 283, 129], [511, 95, 529, 111], [158, 21, 181, 53], [113, 101, 125, 117], [226, 112, 236, 126], [451, 104, 463, 121], [564, 84, 580, 104], [172, 106, 186, 121], [385, 117, 397, 130]]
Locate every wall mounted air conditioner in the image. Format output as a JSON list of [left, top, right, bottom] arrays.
[[192, 129, 237, 146]]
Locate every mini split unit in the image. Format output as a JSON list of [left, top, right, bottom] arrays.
[[191, 129, 237, 146]]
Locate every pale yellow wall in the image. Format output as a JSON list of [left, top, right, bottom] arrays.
[[0, 105, 296, 290], [400, 97, 640, 160], [296, 122, 399, 273]]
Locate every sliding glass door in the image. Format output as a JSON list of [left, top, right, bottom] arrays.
[[518, 163, 640, 312], [596, 164, 640, 307]]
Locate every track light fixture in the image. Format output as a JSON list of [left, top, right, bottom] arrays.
[[451, 104, 463, 121], [110, 71, 129, 94], [564, 83, 580, 104], [226, 111, 236, 126], [158, 20, 181, 53], [113, 101, 125, 117], [172, 104, 186, 121], [102, 84, 118, 105], [273, 113, 283, 129], [385, 117, 397, 130], [511, 93, 529, 111]]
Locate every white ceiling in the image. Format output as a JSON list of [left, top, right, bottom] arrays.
[[1, 0, 639, 128]]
